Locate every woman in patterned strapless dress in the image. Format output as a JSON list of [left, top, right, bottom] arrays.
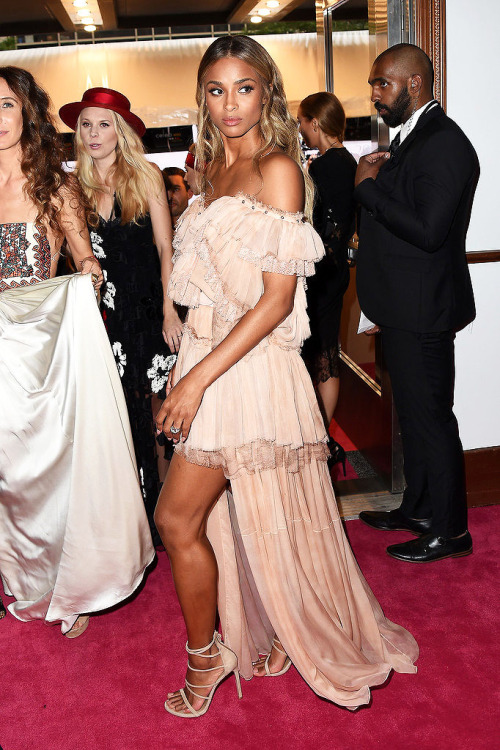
[[59, 88, 180, 544], [0, 67, 153, 637], [153, 37, 418, 718]]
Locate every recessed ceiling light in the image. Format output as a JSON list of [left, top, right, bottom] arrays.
[[259, 8, 271, 15], [84, 24, 96, 32], [267, 1, 280, 7], [250, 16, 263, 23], [77, 8, 90, 15], [73, 0, 88, 7], [80, 16, 94, 24]]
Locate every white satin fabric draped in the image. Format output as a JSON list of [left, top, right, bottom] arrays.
[[0, 274, 154, 633]]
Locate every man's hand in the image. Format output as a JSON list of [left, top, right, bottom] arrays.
[[355, 151, 390, 187]]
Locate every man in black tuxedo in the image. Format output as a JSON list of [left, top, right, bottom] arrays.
[[355, 44, 479, 563]]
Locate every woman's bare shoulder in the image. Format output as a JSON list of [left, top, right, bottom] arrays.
[[258, 151, 304, 213]]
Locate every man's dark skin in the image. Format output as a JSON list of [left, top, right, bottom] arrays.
[[355, 47, 434, 187]]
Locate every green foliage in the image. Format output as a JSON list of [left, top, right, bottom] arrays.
[[0, 37, 16, 51], [244, 19, 367, 36], [245, 21, 317, 35]]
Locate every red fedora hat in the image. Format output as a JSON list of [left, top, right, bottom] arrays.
[[59, 87, 146, 137]]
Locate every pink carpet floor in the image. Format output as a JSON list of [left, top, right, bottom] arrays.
[[1, 506, 498, 750]]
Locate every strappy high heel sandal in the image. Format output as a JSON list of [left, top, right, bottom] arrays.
[[258, 636, 292, 677], [0, 596, 6, 620], [164, 631, 242, 718]]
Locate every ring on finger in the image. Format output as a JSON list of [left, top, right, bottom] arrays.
[[170, 426, 181, 434]]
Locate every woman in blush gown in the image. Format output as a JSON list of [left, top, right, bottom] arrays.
[[154, 36, 418, 718], [0, 67, 154, 638], [59, 88, 180, 544]]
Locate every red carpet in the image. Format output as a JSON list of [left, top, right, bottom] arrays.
[[1, 506, 498, 750]]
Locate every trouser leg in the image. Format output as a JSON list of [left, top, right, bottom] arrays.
[[381, 327, 467, 538]]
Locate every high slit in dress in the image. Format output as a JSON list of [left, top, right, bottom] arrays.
[[168, 194, 418, 708]]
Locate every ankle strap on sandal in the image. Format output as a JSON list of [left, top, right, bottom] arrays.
[[272, 636, 287, 656], [185, 631, 218, 656]]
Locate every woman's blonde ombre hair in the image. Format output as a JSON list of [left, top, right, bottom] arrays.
[[195, 35, 314, 220], [74, 110, 163, 225]]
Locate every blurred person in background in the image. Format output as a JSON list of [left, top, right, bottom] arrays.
[[297, 92, 357, 473], [163, 166, 193, 227]]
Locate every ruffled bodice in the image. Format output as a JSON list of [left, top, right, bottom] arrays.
[[169, 194, 324, 351]]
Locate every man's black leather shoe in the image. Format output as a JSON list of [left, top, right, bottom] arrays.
[[358, 509, 432, 536], [386, 531, 473, 563]]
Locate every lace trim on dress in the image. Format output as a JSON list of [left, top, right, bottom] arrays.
[[183, 322, 213, 347], [200, 192, 308, 224], [303, 345, 341, 382], [175, 439, 330, 480]]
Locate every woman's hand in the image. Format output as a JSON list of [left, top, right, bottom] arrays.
[[155, 371, 204, 443], [162, 310, 183, 353], [80, 256, 104, 289]]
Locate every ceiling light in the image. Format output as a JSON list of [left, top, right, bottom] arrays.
[[73, 0, 88, 7], [267, 1, 280, 7], [84, 24, 96, 32], [258, 8, 271, 15], [250, 16, 263, 23], [77, 8, 90, 15], [80, 16, 94, 24]]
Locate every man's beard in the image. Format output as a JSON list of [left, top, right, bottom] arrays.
[[375, 86, 411, 127]]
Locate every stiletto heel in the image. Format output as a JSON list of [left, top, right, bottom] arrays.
[[164, 631, 242, 718], [328, 438, 347, 477], [234, 669, 243, 698]]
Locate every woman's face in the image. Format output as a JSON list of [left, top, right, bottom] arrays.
[[203, 57, 268, 140], [79, 106, 118, 161], [297, 108, 318, 150], [0, 78, 23, 153]]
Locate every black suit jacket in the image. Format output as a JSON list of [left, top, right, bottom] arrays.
[[355, 105, 479, 333]]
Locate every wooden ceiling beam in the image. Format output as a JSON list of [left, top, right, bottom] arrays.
[[44, 0, 74, 31], [99, 0, 118, 30]]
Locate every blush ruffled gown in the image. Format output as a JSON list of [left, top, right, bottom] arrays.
[[168, 194, 418, 708]]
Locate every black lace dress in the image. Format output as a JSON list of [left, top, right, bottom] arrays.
[[301, 147, 356, 381], [90, 199, 175, 543]]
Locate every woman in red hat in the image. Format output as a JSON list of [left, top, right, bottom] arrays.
[[0, 67, 154, 639], [60, 88, 182, 545]]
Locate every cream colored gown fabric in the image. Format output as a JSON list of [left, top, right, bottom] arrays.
[[168, 194, 418, 709], [0, 273, 155, 633]]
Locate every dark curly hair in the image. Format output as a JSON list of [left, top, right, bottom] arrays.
[[0, 66, 85, 237]]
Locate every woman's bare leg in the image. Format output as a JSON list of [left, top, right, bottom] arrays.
[[316, 375, 340, 429], [154, 452, 228, 712]]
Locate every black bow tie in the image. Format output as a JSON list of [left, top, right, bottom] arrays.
[[389, 131, 401, 155]]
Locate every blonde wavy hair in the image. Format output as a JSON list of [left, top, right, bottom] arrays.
[[74, 110, 163, 225], [195, 36, 314, 221]]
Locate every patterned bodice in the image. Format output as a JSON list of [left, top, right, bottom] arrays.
[[0, 222, 52, 293]]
